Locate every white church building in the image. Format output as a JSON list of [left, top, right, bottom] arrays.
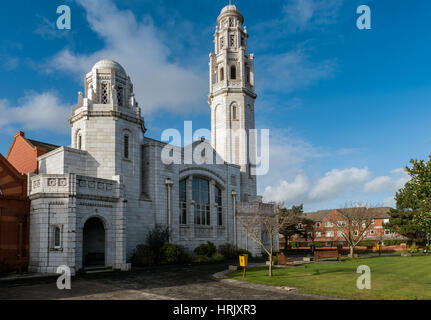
[[28, 4, 276, 274]]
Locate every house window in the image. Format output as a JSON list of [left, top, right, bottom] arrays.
[[179, 179, 187, 225], [316, 222, 321, 228], [124, 135, 130, 159], [297, 223, 303, 229], [193, 178, 210, 226], [337, 221, 346, 227], [325, 231, 334, 238], [52, 225, 62, 249], [384, 219, 389, 224], [337, 231, 344, 237], [384, 229, 391, 235], [370, 230, 375, 235], [316, 232, 321, 238], [371, 219, 375, 225], [354, 230, 359, 236], [230, 65, 236, 80], [215, 185, 222, 226], [325, 221, 334, 228]]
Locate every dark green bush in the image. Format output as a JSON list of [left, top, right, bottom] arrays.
[[160, 244, 190, 264], [194, 241, 217, 257], [131, 244, 155, 266], [218, 243, 238, 259], [314, 241, 325, 248], [146, 225, 170, 264]]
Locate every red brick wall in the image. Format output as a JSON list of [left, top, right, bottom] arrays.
[[6, 132, 38, 175], [283, 210, 396, 245]]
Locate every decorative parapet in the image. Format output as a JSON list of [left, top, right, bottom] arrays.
[[29, 174, 71, 196], [29, 173, 120, 200]]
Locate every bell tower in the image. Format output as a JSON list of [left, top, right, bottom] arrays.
[[209, 4, 257, 200]]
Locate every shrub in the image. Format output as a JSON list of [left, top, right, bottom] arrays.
[[423, 246, 430, 254], [211, 252, 225, 262], [194, 241, 217, 257], [160, 244, 189, 264], [131, 244, 155, 266], [409, 245, 419, 254], [146, 225, 170, 264], [218, 243, 238, 259], [314, 241, 325, 248]]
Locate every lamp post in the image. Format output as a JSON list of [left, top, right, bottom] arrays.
[[232, 190, 237, 248]]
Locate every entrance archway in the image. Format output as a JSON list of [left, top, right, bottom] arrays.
[[83, 217, 106, 267]]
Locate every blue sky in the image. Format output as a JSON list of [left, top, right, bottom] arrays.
[[1, 0, 430, 211]]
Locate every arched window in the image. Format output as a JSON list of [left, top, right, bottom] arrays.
[[78, 134, 82, 150], [232, 105, 238, 120], [179, 179, 187, 225], [215, 186, 222, 226], [220, 67, 224, 81], [52, 225, 62, 249], [193, 178, 210, 225], [230, 65, 236, 80], [117, 86, 123, 107], [246, 65, 250, 83], [124, 134, 130, 159], [213, 69, 217, 84]]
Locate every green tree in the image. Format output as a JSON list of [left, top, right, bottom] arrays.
[[278, 204, 306, 251], [385, 157, 431, 243]]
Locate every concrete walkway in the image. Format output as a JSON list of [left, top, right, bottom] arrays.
[[0, 262, 333, 300]]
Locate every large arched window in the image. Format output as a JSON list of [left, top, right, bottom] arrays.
[[193, 178, 210, 226], [215, 186, 222, 226], [230, 65, 236, 80], [179, 179, 187, 225]]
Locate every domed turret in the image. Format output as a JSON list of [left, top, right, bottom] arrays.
[[217, 4, 244, 26], [92, 59, 126, 75], [84, 59, 136, 109]]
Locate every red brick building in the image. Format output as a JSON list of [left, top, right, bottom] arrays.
[[0, 154, 30, 272], [282, 207, 405, 247], [6, 131, 59, 175]]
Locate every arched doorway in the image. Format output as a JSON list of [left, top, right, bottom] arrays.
[[83, 217, 106, 267]]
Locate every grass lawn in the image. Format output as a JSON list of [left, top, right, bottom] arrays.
[[228, 256, 431, 300]]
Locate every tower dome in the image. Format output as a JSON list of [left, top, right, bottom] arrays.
[[217, 4, 244, 25], [92, 59, 126, 74]]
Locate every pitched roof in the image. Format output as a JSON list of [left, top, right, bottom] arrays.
[[303, 207, 391, 222], [27, 139, 59, 153]]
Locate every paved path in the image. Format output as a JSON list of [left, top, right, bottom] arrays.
[[0, 262, 329, 300]]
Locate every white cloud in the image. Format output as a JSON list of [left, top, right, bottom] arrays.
[[45, 0, 206, 114], [0, 92, 70, 134], [263, 167, 370, 207], [309, 167, 370, 200], [363, 168, 409, 193]]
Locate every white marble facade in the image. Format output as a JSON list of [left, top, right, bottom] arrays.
[[28, 5, 273, 274]]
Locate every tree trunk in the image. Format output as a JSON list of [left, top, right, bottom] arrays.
[[269, 238, 273, 277], [350, 245, 354, 257]]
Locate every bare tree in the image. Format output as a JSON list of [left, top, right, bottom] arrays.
[[328, 203, 376, 257], [238, 207, 281, 277]]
